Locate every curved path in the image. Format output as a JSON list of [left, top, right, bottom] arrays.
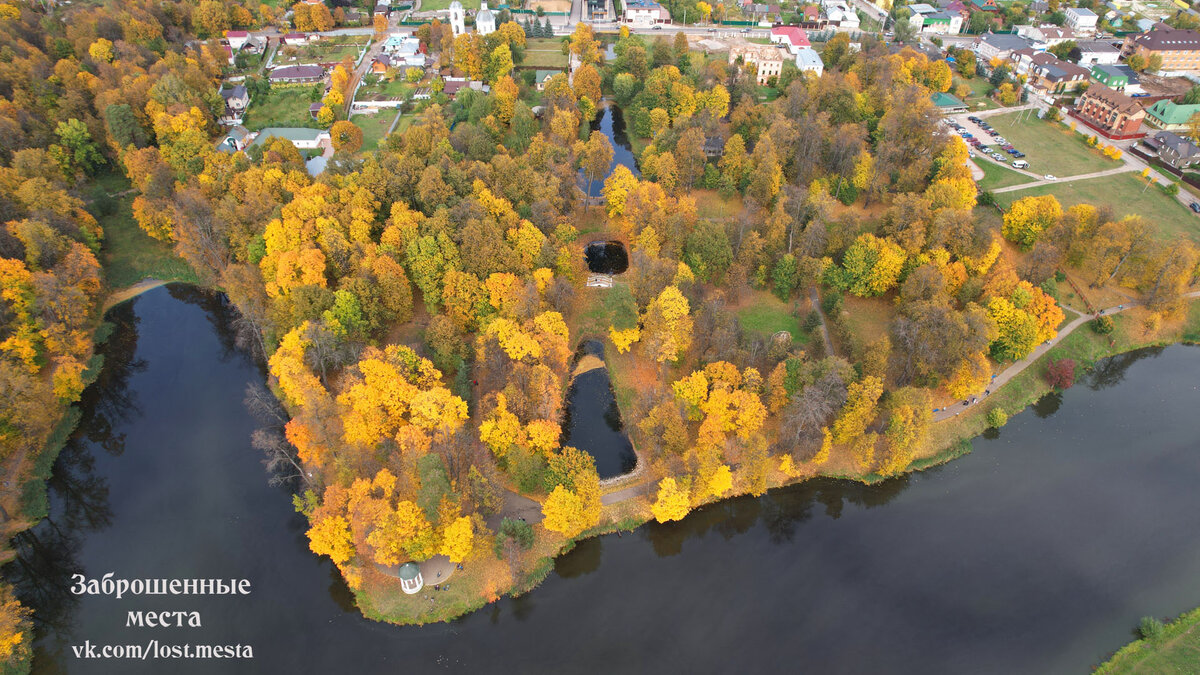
[[934, 290, 1200, 422]]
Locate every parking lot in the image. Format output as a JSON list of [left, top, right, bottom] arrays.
[[946, 114, 1039, 175]]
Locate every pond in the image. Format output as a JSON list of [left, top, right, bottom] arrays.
[[579, 103, 639, 198], [583, 240, 629, 275], [10, 285, 1200, 674], [560, 340, 637, 479]]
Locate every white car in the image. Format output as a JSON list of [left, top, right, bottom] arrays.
[[1043, 174, 1057, 181]]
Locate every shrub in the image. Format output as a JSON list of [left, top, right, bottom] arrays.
[[1045, 358, 1075, 389], [1138, 616, 1165, 641], [494, 518, 535, 558], [802, 310, 822, 332], [1091, 315, 1114, 334], [986, 408, 1008, 428], [821, 291, 843, 316]]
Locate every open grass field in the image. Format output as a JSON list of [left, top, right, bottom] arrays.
[[973, 158, 1034, 191], [1095, 607, 1200, 674], [995, 172, 1200, 242], [243, 87, 322, 131], [737, 291, 802, 341], [275, 36, 370, 66], [355, 109, 399, 150], [94, 179, 199, 289], [985, 111, 1119, 177], [417, 0, 459, 10]]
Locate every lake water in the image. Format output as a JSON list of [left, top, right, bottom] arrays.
[[579, 104, 639, 198], [10, 285, 1200, 674]]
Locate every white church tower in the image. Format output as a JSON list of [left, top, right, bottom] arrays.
[[449, 0, 465, 36], [476, 1, 496, 35]]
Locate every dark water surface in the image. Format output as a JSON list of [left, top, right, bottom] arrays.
[[560, 340, 637, 479], [579, 104, 639, 198], [10, 286, 1200, 674], [583, 241, 629, 275]]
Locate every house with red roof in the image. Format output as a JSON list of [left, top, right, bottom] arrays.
[[225, 30, 251, 51], [770, 26, 811, 55]]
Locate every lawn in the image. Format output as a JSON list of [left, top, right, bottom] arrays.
[[355, 109, 400, 150], [95, 184, 198, 289], [274, 37, 370, 66], [973, 158, 1034, 191], [243, 87, 322, 131], [984, 111, 1119, 177], [519, 38, 569, 68], [416, 0, 458, 10], [356, 77, 416, 101], [953, 75, 1000, 111], [995, 172, 1200, 242], [737, 291, 802, 340]]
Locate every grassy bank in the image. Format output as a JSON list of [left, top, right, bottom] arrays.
[[97, 177, 199, 289], [1095, 606, 1200, 674]]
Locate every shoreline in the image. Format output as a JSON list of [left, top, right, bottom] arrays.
[[362, 299, 1200, 627]]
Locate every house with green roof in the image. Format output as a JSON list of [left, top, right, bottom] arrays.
[[1144, 99, 1200, 132], [931, 92, 968, 114], [1090, 64, 1129, 90]]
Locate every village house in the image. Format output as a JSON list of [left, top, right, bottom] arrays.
[[795, 47, 825, 75], [729, 43, 785, 85], [268, 64, 326, 84], [1122, 22, 1200, 75], [218, 83, 250, 125], [770, 26, 810, 54], [226, 30, 251, 51], [251, 127, 330, 150], [1090, 63, 1140, 92], [1140, 130, 1200, 168], [282, 32, 311, 46], [622, 0, 670, 27], [534, 70, 560, 90], [1014, 24, 1075, 46], [821, 0, 860, 30], [1074, 84, 1146, 138], [1025, 53, 1091, 92], [908, 4, 964, 34], [1143, 99, 1200, 132], [216, 125, 252, 154]]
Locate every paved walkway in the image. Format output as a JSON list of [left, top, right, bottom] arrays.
[[601, 480, 653, 505], [934, 290, 1200, 422], [991, 165, 1138, 193]]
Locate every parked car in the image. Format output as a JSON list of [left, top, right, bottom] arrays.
[[1012, 160, 1029, 169], [968, 151, 976, 158], [1044, 174, 1057, 180], [1190, 202, 1200, 213], [1013, 151, 1025, 158]]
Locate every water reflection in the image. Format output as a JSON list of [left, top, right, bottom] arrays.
[[579, 105, 639, 197], [1087, 346, 1164, 390], [561, 341, 636, 478]]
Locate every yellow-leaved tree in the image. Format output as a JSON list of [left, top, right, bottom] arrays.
[[439, 516, 474, 563], [651, 477, 691, 523]]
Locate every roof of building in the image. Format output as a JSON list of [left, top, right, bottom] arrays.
[[226, 30, 250, 38], [625, 0, 665, 8], [220, 84, 248, 100], [1083, 84, 1143, 114], [398, 562, 421, 581], [250, 127, 327, 146], [977, 33, 1032, 51], [534, 69, 560, 80], [1067, 6, 1097, 16], [1038, 26, 1074, 40], [1129, 24, 1200, 51], [283, 32, 308, 40], [731, 42, 786, 62], [771, 26, 810, 47], [931, 91, 967, 108], [1091, 63, 1128, 79], [269, 65, 326, 79], [1151, 130, 1200, 157], [227, 125, 251, 141], [908, 2, 936, 12], [796, 46, 824, 69], [1077, 39, 1121, 53], [1147, 99, 1200, 124]]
